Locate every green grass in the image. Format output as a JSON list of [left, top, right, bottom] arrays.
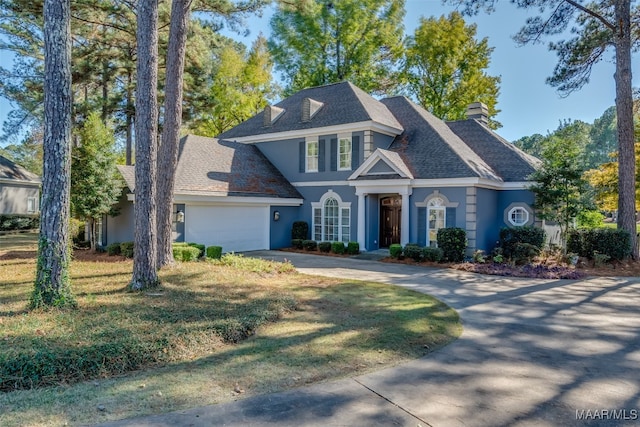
[[0, 233, 461, 426]]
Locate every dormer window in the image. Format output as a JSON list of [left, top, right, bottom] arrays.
[[338, 135, 352, 170]]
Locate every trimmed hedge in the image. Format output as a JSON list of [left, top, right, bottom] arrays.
[[331, 241, 345, 254], [0, 214, 39, 231], [437, 228, 467, 262], [120, 242, 134, 258], [318, 241, 332, 253], [206, 245, 222, 260], [291, 239, 303, 249], [499, 226, 545, 260], [423, 246, 443, 262], [403, 244, 422, 261], [187, 242, 205, 258], [567, 228, 631, 260], [106, 242, 121, 256], [173, 246, 201, 262], [346, 241, 360, 255], [302, 240, 317, 251], [389, 244, 403, 259], [292, 221, 309, 240]]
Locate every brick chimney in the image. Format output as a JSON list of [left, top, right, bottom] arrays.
[[465, 102, 489, 125], [302, 97, 324, 122], [263, 105, 285, 127]]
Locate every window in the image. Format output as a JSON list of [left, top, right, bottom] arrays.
[[338, 137, 352, 170], [312, 193, 351, 243], [428, 197, 445, 247], [306, 140, 318, 172], [27, 197, 37, 214], [508, 206, 529, 226]]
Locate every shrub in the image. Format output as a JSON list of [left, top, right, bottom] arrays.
[[291, 239, 303, 249], [422, 246, 443, 262], [318, 241, 332, 253], [331, 241, 345, 254], [302, 240, 317, 251], [576, 210, 605, 229], [389, 244, 403, 259], [187, 242, 205, 258], [437, 228, 467, 262], [173, 246, 201, 262], [499, 226, 545, 260], [472, 250, 486, 263], [346, 241, 360, 255], [206, 245, 222, 260], [106, 242, 121, 256], [403, 244, 423, 262], [567, 228, 631, 261], [120, 242, 134, 258], [0, 214, 40, 231], [291, 221, 309, 240], [512, 242, 541, 265]]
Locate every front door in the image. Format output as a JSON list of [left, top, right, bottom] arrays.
[[380, 196, 401, 247]]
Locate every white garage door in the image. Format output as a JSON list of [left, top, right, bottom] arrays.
[[184, 205, 270, 252]]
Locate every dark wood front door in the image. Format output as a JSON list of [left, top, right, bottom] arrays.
[[380, 196, 401, 247]]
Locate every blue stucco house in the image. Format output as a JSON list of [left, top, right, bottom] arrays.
[[106, 81, 540, 254]]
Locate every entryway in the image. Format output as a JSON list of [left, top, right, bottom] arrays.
[[380, 196, 401, 247]]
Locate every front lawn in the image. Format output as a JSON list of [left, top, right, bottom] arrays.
[[0, 233, 461, 426]]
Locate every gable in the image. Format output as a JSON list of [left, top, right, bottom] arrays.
[[367, 160, 396, 175]]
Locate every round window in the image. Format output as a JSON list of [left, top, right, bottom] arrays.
[[508, 206, 529, 226]]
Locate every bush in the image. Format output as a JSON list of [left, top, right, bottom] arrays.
[[187, 242, 205, 258], [291, 239, 303, 249], [206, 245, 222, 260], [567, 228, 631, 261], [302, 240, 317, 251], [106, 242, 121, 256], [173, 246, 201, 262], [437, 228, 467, 262], [403, 244, 423, 262], [120, 242, 134, 258], [318, 241, 332, 253], [291, 221, 309, 240], [422, 246, 443, 262], [499, 226, 545, 260], [389, 244, 403, 259], [331, 241, 345, 254], [346, 241, 360, 255], [512, 242, 541, 265], [576, 210, 605, 229], [0, 214, 40, 231]]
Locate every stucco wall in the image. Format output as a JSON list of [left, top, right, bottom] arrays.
[[270, 205, 303, 249], [105, 194, 134, 245], [0, 182, 39, 215]]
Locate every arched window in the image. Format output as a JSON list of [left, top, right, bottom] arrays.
[[428, 197, 446, 247], [312, 192, 351, 243]]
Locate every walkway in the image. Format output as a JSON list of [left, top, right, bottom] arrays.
[[99, 251, 640, 426]]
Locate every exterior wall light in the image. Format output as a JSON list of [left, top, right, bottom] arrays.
[[176, 209, 185, 223], [273, 210, 280, 221]]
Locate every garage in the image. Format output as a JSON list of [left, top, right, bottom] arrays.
[[184, 204, 270, 253]]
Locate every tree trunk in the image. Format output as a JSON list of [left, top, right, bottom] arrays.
[[614, 0, 637, 258], [126, 67, 134, 166], [89, 217, 96, 251], [157, 0, 192, 268], [31, 0, 75, 309], [130, 0, 159, 290]]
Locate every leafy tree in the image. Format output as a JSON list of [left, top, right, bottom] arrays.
[[71, 112, 123, 250], [586, 106, 618, 168], [450, 0, 637, 256], [402, 12, 501, 127], [31, 0, 75, 309], [0, 127, 44, 175], [513, 133, 546, 159], [269, 0, 405, 94], [529, 135, 589, 252]]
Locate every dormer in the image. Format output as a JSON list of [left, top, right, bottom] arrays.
[[263, 105, 285, 127], [301, 97, 324, 122]]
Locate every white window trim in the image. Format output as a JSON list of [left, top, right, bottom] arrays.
[[338, 133, 352, 171], [27, 196, 37, 214], [508, 206, 529, 226], [306, 139, 319, 173], [311, 190, 351, 242], [416, 191, 459, 247], [504, 202, 533, 227]]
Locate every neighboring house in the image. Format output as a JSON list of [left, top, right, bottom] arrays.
[[106, 81, 540, 254], [0, 155, 40, 216]]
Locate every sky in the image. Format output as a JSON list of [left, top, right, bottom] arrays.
[[0, 0, 634, 143]]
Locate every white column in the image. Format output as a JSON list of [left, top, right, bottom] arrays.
[[401, 189, 411, 245], [357, 191, 366, 251]]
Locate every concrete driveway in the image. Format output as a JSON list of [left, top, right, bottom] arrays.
[[100, 251, 640, 427]]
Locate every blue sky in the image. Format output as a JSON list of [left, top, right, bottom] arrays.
[[0, 0, 634, 143]]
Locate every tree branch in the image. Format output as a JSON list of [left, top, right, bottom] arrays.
[[562, 0, 614, 31]]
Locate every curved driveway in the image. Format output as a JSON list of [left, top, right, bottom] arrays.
[[101, 251, 640, 427]]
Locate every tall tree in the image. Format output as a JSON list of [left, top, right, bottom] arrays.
[[269, 0, 405, 94], [31, 0, 75, 308], [586, 106, 618, 168], [450, 0, 637, 256], [403, 12, 501, 127], [71, 112, 123, 251], [130, 0, 159, 290]]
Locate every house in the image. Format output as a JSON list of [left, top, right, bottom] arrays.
[[105, 81, 540, 254], [0, 155, 40, 216]]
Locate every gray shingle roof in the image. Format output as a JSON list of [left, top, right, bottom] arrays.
[[118, 135, 301, 199], [218, 81, 403, 140], [0, 155, 40, 183], [380, 97, 502, 181], [447, 119, 541, 182]]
